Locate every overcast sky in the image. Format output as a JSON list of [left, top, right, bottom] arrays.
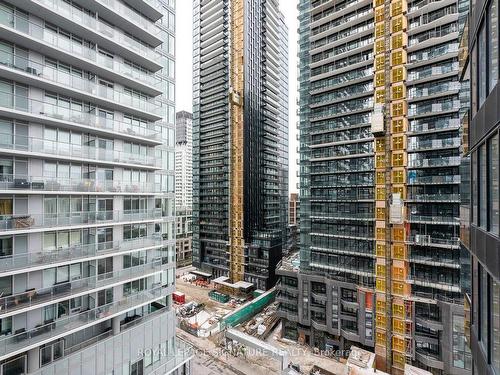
[[175, 1, 299, 193]]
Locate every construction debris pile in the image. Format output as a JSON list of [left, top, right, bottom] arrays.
[[240, 302, 279, 340]]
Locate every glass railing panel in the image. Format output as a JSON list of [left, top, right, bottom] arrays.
[[0, 285, 169, 356], [0, 235, 162, 272]]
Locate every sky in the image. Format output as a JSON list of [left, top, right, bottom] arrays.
[[175, 1, 299, 193]]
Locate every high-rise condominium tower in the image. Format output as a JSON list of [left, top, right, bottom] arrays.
[[192, 0, 289, 290], [175, 111, 193, 268], [0, 1, 192, 374], [277, 0, 469, 374]]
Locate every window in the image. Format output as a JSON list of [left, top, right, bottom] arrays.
[[0, 236, 12, 257], [490, 133, 500, 235], [490, 0, 499, 93], [492, 279, 500, 374], [472, 150, 478, 224], [480, 267, 489, 354], [130, 359, 143, 375], [480, 144, 487, 228], [479, 22, 487, 107], [452, 314, 472, 369], [97, 288, 113, 306], [0, 276, 12, 296]]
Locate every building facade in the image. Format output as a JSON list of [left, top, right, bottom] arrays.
[[462, 0, 500, 371], [277, 0, 470, 374], [175, 111, 193, 268], [192, 0, 289, 291], [175, 111, 192, 210], [289, 192, 299, 227], [0, 0, 192, 374]]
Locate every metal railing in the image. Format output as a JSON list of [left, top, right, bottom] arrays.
[[0, 130, 159, 168], [0, 259, 165, 313], [0, 208, 162, 232], [0, 7, 162, 85], [0, 52, 162, 114], [0, 174, 158, 194], [0, 285, 169, 356], [0, 91, 160, 141], [0, 235, 162, 273]]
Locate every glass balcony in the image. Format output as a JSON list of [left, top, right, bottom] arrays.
[[94, 0, 161, 38], [407, 193, 460, 202], [409, 43, 459, 63], [407, 138, 461, 151], [0, 132, 159, 168], [0, 174, 159, 194], [407, 174, 461, 185], [0, 285, 170, 357], [0, 259, 165, 314], [0, 53, 162, 115], [409, 118, 460, 133], [0, 235, 162, 273], [409, 100, 461, 116], [408, 82, 461, 99], [0, 7, 162, 85], [408, 62, 460, 82], [0, 208, 162, 232], [408, 156, 461, 168], [407, 235, 460, 248], [0, 91, 160, 141], [408, 214, 460, 224]]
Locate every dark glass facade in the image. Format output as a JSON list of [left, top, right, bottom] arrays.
[[192, 0, 288, 290], [463, 0, 500, 371]]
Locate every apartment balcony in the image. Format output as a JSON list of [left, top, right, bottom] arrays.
[[0, 133, 160, 170], [407, 275, 461, 292], [0, 92, 161, 145], [407, 214, 459, 225], [0, 285, 171, 360], [406, 193, 460, 202], [407, 174, 461, 185], [407, 62, 459, 83], [0, 208, 162, 234], [408, 100, 461, 117], [408, 156, 461, 168], [122, 0, 163, 22], [310, 212, 374, 221], [0, 259, 167, 315], [0, 175, 159, 195], [0, 235, 163, 274], [5, 1, 161, 71], [406, 235, 460, 248], [0, 53, 162, 119], [28, 312, 192, 375], [408, 138, 461, 153], [0, 8, 162, 92], [410, 254, 460, 268], [408, 118, 460, 134], [408, 82, 460, 101], [415, 348, 444, 370]]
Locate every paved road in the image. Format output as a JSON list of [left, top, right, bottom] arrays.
[[191, 348, 240, 375]]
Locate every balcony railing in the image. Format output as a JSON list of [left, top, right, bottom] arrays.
[[408, 62, 460, 81], [96, 0, 161, 37], [408, 156, 461, 168], [407, 175, 461, 185], [408, 138, 461, 151], [0, 259, 165, 313], [0, 235, 162, 273], [0, 174, 158, 194], [409, 118, 461, 133], [0, 7, 162, 84], [407, 193, 460, 202], [0, 208, 162, 232], [0, 285, 169, 356], [0, 52, 162, 115], [406, 235, 460, 247], [0, 91, 160, 141], [0, 130, 160, 168], [408, 214, 460, 224]]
